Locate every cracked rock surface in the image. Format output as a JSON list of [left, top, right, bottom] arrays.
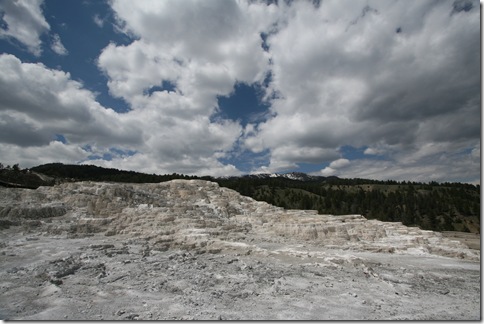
[[0, 180, 480, 320]]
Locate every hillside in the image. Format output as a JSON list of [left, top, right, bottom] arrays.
[[216, 177, 480, 234], [2, 163, 480, 233], [30, 163, 208, 183]]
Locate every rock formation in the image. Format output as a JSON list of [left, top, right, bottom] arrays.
[[0, 180, 480, 320], [0, 180, 477, 260]]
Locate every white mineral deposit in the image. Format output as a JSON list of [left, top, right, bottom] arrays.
[[0, 180, 480, 320]]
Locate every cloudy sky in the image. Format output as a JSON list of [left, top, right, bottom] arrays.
[[0, 0, 480, 183]]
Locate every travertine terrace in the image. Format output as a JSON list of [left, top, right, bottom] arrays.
[[0, 180, 480, 320]]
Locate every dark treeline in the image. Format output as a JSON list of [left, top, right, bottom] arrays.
[[215, 177, 480, 233], [30, 163, 212, 183], [3, 163, 480, 233], [0, 163, 50, 188]]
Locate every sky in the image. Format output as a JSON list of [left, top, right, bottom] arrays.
[[0, 0, 480, 183]]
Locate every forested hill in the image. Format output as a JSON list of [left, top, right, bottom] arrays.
[[216, 176, 480, 233], [30, 163, 209, 183], [3, 163, 481, 233]]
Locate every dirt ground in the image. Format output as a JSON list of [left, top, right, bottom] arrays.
[[0, 229, 480, 321]]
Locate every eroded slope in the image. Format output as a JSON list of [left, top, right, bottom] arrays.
[[0, 180, 478, 259]]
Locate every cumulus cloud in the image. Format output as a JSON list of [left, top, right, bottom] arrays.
[[244, 0, 480, 181], [93, 14, 104, 28], [364, 147, 383, 156], [50, 33, 68, 55], [319, 141, 480, 184], [100, 0, 274, 108], [91, 0, 278, 175], [0, 141, 90, 168], [0, 0, 252, 176], [0, 54, 141, 145], [0, 0, 50, 55], [320, 158, 351, 176], [0, 54, 143, 167], [330, 158, 351, 169], [0, 0, 479, 182]]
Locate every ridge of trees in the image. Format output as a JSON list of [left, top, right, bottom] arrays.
[[29, 163, 211, 183], [215, 177, 480, 233], [0, 163, 52, 189]]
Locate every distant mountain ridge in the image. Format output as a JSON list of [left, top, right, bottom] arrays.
[[220, 172, 335, 182], [28, 164, 338, 184]]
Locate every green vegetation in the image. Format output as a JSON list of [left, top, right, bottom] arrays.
[[215, 177, 481, 233], [0, 163, 54, 188], [30, 163, 212, 183], [1, 162, 480, 233]]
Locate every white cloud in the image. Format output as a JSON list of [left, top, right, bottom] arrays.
[[0, 47, 245, 176], [329, 158, 350, 169], [0, 0, 50, 55], [0, 54, 141, 145], [320, 158, 350, 177], [0, 54, 143, 166], [91, 0, 278, 175], [320, 142, 480, 184], [93, 14, 104, 28], [244, 0, 479, 182], [363, 144, 394, 156], [50, 33, 68, 56], [0, 0, 479, 182], [1, 141, 90, 168], [100, 0, 275, 109], [363, 148, 379, 156], [320, 167, 336, 177]]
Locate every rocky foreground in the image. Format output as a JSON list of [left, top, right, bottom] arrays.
[[0, 180, 480, 320]]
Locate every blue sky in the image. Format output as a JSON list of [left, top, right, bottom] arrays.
[[0, 0, 480, 183]]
